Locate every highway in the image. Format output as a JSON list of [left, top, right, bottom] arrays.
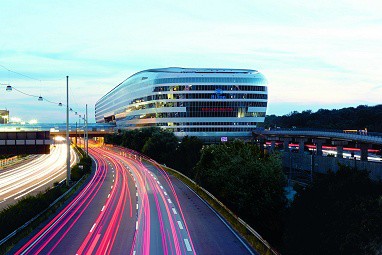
[[12, 145, 255, 255], [0, 143, 78, 209]]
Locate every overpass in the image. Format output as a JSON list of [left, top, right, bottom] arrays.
[[50, 130, 113, 138], [0, 123, 115, 155], [0, 131, 51, 155], [253, 128, 382, 161], [252, 128, 382, 182]]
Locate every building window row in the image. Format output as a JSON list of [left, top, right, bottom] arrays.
[[153, 84, 266, 92], [152, 77, 265, 85]]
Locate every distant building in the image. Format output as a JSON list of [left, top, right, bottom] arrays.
[[0, 110, 9, 124], [95, 67, 268, 142]]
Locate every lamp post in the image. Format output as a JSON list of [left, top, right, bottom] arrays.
[[79, 115, 82, 148], [66, 76, 71, 186], [86, 104, 88, 156]]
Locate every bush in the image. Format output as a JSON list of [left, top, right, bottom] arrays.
[[194, 140, 287, 247], [71, 153, 92, 181], [0, 186, 67, 240], [284, 165, 382, 254]]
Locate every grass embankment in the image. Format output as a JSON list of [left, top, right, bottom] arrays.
[[157, 164, 278, 255], [0, 146, 92, 254]]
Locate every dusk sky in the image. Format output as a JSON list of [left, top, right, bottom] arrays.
[[0, 0, 381, 123]]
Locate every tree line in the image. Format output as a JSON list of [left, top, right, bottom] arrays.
[[262, 104, 382, 132]]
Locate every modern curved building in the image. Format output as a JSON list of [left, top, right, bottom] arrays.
[[95, 67, 268, 141]]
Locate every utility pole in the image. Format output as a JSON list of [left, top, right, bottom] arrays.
[[66, 76, 71, 186], [83, 114, 86, 150], [86, 104, 88, 156], [75, 121, 78, 147]]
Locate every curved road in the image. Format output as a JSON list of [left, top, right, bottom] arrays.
[[0, 143, 78, 209], [12, 145, 256, 255]]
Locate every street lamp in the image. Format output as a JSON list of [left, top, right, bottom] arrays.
[[66, 76, 70, 186]]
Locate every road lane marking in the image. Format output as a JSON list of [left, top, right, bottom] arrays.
[[157, 181, 160, 184], [184, 239, 192, 251], [136, 192, 138, 197], [107, 193, 110, 198], [90, 223, 96, 232], [164, 192, 167, 196], [167, 199, 172, 204], [136, 221, 138, 230], [172, 208, 177, 215], [160, 185, 163, 189], [136, 204, 139, 210], [101, 205, 105, 212], [111, 185, 113, 189], [177, 221, 184, 230]]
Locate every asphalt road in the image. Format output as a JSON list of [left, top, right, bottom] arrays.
[[0, 143, 78, 210], [13, 145, 256, 255], [111, 146, 257, 255], [12, 146, 136, 255]]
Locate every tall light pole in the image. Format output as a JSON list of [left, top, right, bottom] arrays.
[[86, 104, 89, 156], [79, 115, 82, 148], [66, 76, 71, 186]]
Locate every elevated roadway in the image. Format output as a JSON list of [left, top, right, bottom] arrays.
[[254, 129, 382, 145], [253, 129, 382, 161]]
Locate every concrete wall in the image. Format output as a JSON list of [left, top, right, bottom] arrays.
[[0, 131, 51, 155]]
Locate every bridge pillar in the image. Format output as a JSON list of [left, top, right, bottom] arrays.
[[281, 138, 292, 151], [296, 138, 307, 155], [337, 146, 344, 158], [331, 141, 348, 159], [267, 136, 279, 153], [359, 143, 371, 161], [312, 139, 326, 156], [270, 140, 276, 152]]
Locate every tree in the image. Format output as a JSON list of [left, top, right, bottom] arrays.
[[284, 165, 382, 255], [142, 129, 178, 164], [194, 140, 287, 247], [173, 136, 203, 178]]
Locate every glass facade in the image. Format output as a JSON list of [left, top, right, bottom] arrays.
[[95, 68, 268, 140]]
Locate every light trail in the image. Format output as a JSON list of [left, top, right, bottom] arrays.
[[0, 144, 78, 207], [101, 146, 196, 255]]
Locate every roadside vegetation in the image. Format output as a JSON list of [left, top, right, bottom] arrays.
[[106, 127, 382, 254], [283, 165, 382, 255], [106, 128, 286, 248], [0, 146, 92, 253]]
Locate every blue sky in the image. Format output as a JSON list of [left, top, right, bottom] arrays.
[[0, 0, 381, 123]]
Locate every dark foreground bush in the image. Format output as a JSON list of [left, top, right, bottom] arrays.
[[0, 185, 67, 240], [71, 154, 92, 181], [283, 165, 382, 254]]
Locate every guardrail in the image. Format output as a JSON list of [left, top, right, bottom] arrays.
[[111, 145, 278, 255], [0, 146, 86, 250], [0, 175, 86, 248], [157, 164, 279, 255]]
